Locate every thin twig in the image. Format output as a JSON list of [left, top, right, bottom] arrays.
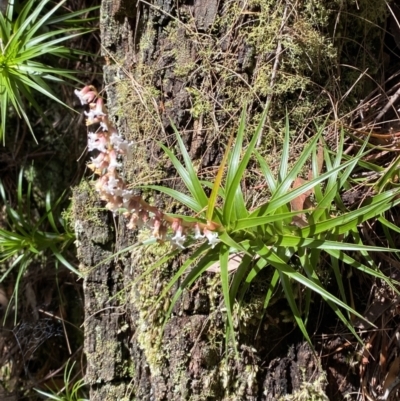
[[374, 86, 400, 123]]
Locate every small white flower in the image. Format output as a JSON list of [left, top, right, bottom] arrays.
[[110, 132, 122, 143], [204, 229, 219, 249], [122, 189, 134, 208], [84, 109, 104, 121], [108, 150, 122, 170], [104, 175, 123, 195], [107, 175, 119, 188], [74, 86, 97, 105], [122, 189, 133, 200], [106, 200, 121, 213], [110, 133, 134, 155], [170, 229, 186, 249], [88, 132, 108, 153], [91, 152, 105, 168], [108, 159, 122, 169]]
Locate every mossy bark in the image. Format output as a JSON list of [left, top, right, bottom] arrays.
[[74, 0, 391, 400]]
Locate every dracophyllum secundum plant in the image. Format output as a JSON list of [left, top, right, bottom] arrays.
[[74, 85, 399, 349], [0, 0, 98, 144], [140, 109, 400, 349]]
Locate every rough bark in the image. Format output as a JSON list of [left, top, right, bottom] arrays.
[[73, 0, 391, 400]]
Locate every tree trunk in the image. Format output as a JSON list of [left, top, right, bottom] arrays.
[[73, 0, 390, 399]]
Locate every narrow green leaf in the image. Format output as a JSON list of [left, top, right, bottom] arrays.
[[272, 126, 323, 199], [262, 269, 280, 309], [160, 140, 208, 208], [219, 245, 237, 351], [142, 185, 204, 214], [223, 108, 247, 222], [251, 154, 364, 218], [223, 107, 268, 224], [326, 249, 399, 290], [233, 210, 310, 232], [157, 243, 211, 303], [161, 247, 220, 332], [24, 0, 68, 43], [278, 114, 290, 183], [279, 271, 313, 347], [301, 191, 400, 237], [375, 154, 400, 193], [226, 108, 246, 190], [378, 216, 400, 234], [46, 6, 100, 24], [275, 235, 397, 252], [256, 242, 374, 325], [207, 131, 234, 222], [230, 253, 253, 303], [218, 231, 251, 256], [238, 256, 268, 302], [49, 244, 82, 277], [254, 149, 277, 192]]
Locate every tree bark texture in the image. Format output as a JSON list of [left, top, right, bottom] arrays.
[[73, 0, 391, 400]]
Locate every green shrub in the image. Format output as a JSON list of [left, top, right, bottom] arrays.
[[0, 0, 98, 144]]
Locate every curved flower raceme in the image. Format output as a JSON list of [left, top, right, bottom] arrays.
[[75, 85, 220, 250]]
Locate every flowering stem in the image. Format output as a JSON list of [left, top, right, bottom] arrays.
[[75, 85, 220, 249]]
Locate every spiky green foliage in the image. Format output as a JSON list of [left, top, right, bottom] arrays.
[[34, 361, 88, 401], [140, 110, 400, 350], [0, 0, 98, 143], [0, 170, 77, 321]]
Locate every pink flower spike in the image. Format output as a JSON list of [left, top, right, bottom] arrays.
[[74, 85, 97, 105], [110, 132, 134, 155], [85, 105, 106, 122], [95, 175, 109, 192], [86, 116, 103, 126], [103, 173, 123, 195], [125, 198, 140, 213], [157, 224, 168, 241]]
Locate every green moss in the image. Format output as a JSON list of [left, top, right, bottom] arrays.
[[186, 87, 213, 118], [278, 371, 328, 401], [139, 21, 157, 55], [128, 242, 173, 375], [111, 78, 164, 188], [69, 179, 105, 228]]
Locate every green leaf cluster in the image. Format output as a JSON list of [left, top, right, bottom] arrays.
[[0, 0, 98, 144], [141, 110, 400, 351], [0, 170, 77, 322]]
